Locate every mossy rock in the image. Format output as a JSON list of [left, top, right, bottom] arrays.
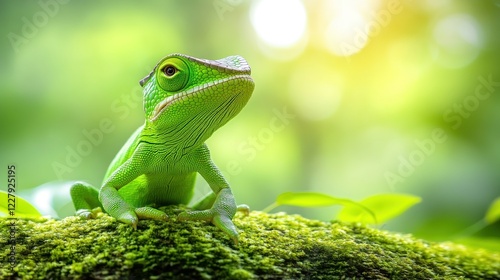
[[1, 208, 499, 279]]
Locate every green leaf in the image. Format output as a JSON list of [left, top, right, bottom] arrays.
[[0, 190, 42, 218], [485, 197, 500, 224], [338, 193, 421, 225], [276, 192, 353, 207], [270, 192, 377, 223]]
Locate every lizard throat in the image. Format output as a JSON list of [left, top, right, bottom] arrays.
[[150, 74, 251, 122]]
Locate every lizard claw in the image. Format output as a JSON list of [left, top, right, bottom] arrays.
[[76, 209, 94, 219], [178, 209, 239, 244], [135, 206, 168, 221], [75, 207, 102, 219], [117, 207, 169, 230], [236, 204, 250, 216], [117, 210, 139, 230], [212, 214, 239, 245]]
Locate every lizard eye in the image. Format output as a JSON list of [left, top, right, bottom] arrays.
[[156, 57, 190, 92], [163, 65, 177, 77]]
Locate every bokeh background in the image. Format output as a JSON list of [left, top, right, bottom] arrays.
[[1, 0, 499, 250]]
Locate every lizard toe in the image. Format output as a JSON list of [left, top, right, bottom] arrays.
[[135, 207, 168, 221]]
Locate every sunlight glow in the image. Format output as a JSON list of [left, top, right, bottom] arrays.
[[325, 10, 368, 56], [323, 0, 382, 57], [432, 14, 483, 68], [250, 0, 307, 48]]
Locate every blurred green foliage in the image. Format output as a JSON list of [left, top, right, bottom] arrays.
[[1, 0, 499, 247]]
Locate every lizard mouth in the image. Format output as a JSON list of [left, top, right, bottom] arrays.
[[150, 74, 253, 122]]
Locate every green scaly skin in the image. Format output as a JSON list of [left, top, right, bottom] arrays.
[[70, 54, 254, 244]]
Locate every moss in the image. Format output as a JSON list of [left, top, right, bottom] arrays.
[[1, 208, 499, 279]]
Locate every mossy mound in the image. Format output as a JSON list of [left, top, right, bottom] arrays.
[[1, 208, 499, 279]]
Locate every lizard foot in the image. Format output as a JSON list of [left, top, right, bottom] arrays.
[[76, 207, 102, 219], [178, 209, 239, 245], [116, 207, 168, 230], [135, 206, 169, 221], [236, 204, 250, 216]]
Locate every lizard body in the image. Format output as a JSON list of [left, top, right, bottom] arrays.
[[70, 54, 254, 243]]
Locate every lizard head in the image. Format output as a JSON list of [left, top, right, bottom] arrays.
[[139, 54, 254, 149]]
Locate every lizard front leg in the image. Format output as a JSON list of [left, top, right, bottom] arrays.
[[100, 147, 168, 228], [178, 146, 246, 244], [70, 181, 103, 219]]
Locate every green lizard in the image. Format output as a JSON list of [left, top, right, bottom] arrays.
[[70, 54, 254, 244]]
